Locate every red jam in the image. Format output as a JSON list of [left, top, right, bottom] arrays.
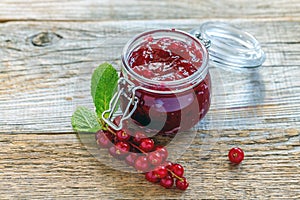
[[129, 37, 203, 82], [122, 33, 211, 134]]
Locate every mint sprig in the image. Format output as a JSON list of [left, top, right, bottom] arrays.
[[71, 63, 118, 132], [91, 62, 118, 118], [71, 106, 101, 132]]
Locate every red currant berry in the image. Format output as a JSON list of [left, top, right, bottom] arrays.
[[96, 134, 112, 148], [145, 171, 160, 183], [115, 141, 130, 156], [134, 156, 150, 172], [95, 130, 103, 140], [105, 131, 115, 142], [139, 138, 154, 152], [147, 151, 163, 166], [116, 129, 131, 141], [125, 153, 138, 167], [228, 147, 244, 164], [96, 129, 112, 140], [171, 163, 184, 177], [96, 130, 112, 148], [98, 129, 115, 140], [108, 146, 119, 159], [133, 131, 147, 144], [155, 145, 168, 162], [153, 165, 168, 179], [162, 161, 173, 170], [160, 175, 174, 189], [175, 177, 189, 190]]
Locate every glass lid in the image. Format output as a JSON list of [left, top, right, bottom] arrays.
[[190, 21, 266, 69]]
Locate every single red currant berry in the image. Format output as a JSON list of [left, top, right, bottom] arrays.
[[155, 145, 168, 162], [160, 175, 174, 189], [116, 129, 131, 141], [171, 163, 184, 177], [175, 177, 189, 190], [228, 147, 244, 164], [125, 153, 138, 167], [147, 151, 163, 166], [115, 141, 130, 156], [95, 129, 103, 140], [133, 131, 147, 144], [97, 129, 115, 140], [96, 133, 112, 148], [145, 171, 160, 183], [96, 130, 113, 148], [162, 161, 173, 170], [139, 138, 154, 152], [108, 146, 119, 159], [134, 156, 150, 172], [106, 133, 115, 142], [153, 165, 168, 179]]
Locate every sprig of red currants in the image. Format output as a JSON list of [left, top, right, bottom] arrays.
[[95, 115, 189, 190]]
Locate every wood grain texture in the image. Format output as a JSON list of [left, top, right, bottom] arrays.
[[0, 130, 299, 199], [0, 1, 300, 199], [0, 0, 299, 21], [0, 20, 300, 133]]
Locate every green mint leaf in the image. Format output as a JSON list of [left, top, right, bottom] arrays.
[[71, 106, 101, 132], [91, 62, 118, 118]]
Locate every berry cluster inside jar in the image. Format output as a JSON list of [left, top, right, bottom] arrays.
[[121, 31, 211, 134]]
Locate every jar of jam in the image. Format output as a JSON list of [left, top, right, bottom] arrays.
[[102, 22, 266, 135]]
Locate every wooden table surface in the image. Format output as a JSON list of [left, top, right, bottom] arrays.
[[1, 0, 300, 199]]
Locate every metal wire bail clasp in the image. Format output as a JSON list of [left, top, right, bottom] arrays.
[[101, 77, 139, 131], [194, 32, 211, 49]]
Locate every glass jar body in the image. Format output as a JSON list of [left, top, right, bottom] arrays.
[[120, 29, 211, 134], [120, 74, 211, 134]]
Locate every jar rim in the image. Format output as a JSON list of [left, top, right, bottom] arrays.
[[121, 29, 209, 92]]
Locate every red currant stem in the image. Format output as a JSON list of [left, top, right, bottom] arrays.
[[105, 125, 116, 136], [130, 142, 147, 154], [98, 118, 106, 128], [167, 169, 184, 182], [103, 123, 147, 154]]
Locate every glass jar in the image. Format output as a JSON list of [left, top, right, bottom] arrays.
[[117, 29, 211, 135], [102, 22, 266, 135]]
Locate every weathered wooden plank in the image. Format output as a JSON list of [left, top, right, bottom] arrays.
[[0, 19, 300, 133], [0, 0, 299, 21], [0, 130, 299, 199]]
